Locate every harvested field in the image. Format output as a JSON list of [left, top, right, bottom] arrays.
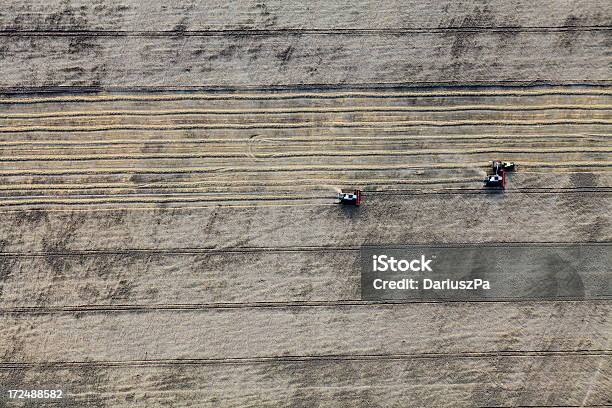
[[0, 85, 610, 407], [0, 1, 611, 407], [2, 32, 611, 87]]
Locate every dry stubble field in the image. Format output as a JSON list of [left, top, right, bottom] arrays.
[[0, 1, 611, 407]]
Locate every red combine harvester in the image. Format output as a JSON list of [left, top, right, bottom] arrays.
[[484, 170, 507, 189], [338, 189, 361, 206], [484, 160, 515, 190]]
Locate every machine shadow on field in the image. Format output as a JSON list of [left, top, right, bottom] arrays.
[[338, 203, 361, 220]]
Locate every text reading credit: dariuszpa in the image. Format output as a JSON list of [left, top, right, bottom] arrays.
[[371, 255, 491, 290]]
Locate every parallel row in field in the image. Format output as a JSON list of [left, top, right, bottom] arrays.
[[0, 88, 610, 208], [0, 87, 610, 407], [2, 89, 608, 122], [2, 0, 610, 32], [1, 353, 609, 408], [1, 302, 610, 362], [2, 87, 610, 103], [1, 165, 609, 208], [1, 31, 610, 88], [0, 193, 609, 252], [0, 244, 609, 309]]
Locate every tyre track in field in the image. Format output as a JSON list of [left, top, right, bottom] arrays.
[[1, 87, 611, 105], [2, 241, 608, 256], [2, 25, 610, 36], [2, 104, 610, 120], [0, 177, 482, 191], [8, 178, 598, 197], [2, 187, 610, 200], [1, 350, 610, 369], [3, 147, 611, 162], [0, 188, 609, 209], [1, 161, 610, 176], [1, 298, 611, 315], [2, 119, 611, 133], [2, 134, 609, 147]]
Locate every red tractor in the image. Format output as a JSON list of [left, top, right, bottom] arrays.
[[338, 189, 362, 206], [491, 160, 516, 173]]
